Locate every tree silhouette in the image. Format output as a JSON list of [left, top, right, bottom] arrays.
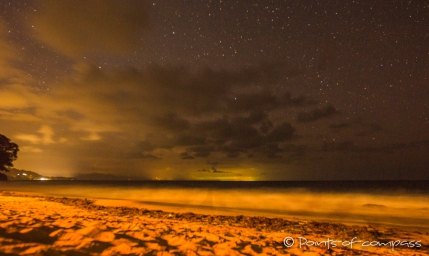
[[0, 134, 19, 180]]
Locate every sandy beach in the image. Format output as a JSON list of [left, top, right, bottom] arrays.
[[0, 191, 428, 256]]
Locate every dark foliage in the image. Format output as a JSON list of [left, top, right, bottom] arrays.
[[0, 134, 19, 173]]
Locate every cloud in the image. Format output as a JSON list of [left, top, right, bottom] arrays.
[[15, 134, 41, 144], [197, 169, 211, 173], [328, 118, 383, 138], [196, 167, 230, 174], [2, 62, 310, 167], [297, 104, 338, 122], [106, 140, 158, 160], [262, 143, 284, 158], [56, 110, 85, 121], [15, 125, 57, 145], [154, 113, 190, 132], [20, 146, 43, 153], [180, 152, 195, 160], [0, 57, 340, 176], [149, 112, 296, 159], [356, 123, 382, 137], [0, 85, 36, 109], [31, 0, 149, 58], [81, 132, 102, 141], [39, 63, 308, 132], [266, 122, 295, 142], [330, 123, 351, 129], [212, 167, 230, 173], [322, 141, 355, 152], [140, 153, 161, 160], [282, 144, 308, 158], [37, 125, 55, 144], [319, 139, 429, 154], [206, 161, 220, 166], [187, 145, 214, 158], [0, 91, 28, 109]]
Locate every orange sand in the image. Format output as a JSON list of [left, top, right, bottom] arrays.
[[0, 192, 428, 255]]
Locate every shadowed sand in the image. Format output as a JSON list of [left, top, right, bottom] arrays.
[[0, 192, 428, 255]]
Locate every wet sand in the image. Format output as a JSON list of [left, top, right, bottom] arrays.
[[0, 191, 428, 255]]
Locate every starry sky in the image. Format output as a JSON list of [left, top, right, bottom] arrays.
[[1, 0, 428, 180]]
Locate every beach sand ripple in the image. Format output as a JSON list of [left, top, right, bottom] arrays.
[[0, 192, 428, 255]]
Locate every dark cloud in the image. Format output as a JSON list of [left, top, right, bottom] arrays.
[[212, 167, 230, 173], [197, 169, 211, 173], [221, 147, 243, 158], [103, 65, 304, 160], [56, 110, 85, 121], [356, 124, 383, 137], [180, 152, 195, 160], [259, 120, 274, 134], [297, 104, 338, 123], [329, 119, 383, 138], [138, 63, 311, 117], [112, 140, 157, 159], [0, 60, 309, 176], [195, 116, 263, 146], [154, 113, 190, 132], [281, 93, 317, 107], [263, 143, 283, 158], [226, 151, 241, 158], [175, 135, 206, 147], [322, 141, 355, 152], [227, 92, 278, 112], [1, 0, 428, 180], [64, 63, 300, 119], [157, 115, 297, 160], [283, 144, 308, 158], [355, 139, 429, 154], [319, 139, 429, 154], [196, 167, 230, 174], [188, 145, 214, 158], [330, 123, 351, 129], [266, 122, 295, 142], [140, 153, 161, 160], [206, 161, 220, 166], [137, 141, 156, 152], [180, 155, 196, 160]]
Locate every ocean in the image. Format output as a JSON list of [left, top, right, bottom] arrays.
[[1, 180, 429, 230]]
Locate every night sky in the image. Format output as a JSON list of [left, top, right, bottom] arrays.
[[1, 0, 428, 180]]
